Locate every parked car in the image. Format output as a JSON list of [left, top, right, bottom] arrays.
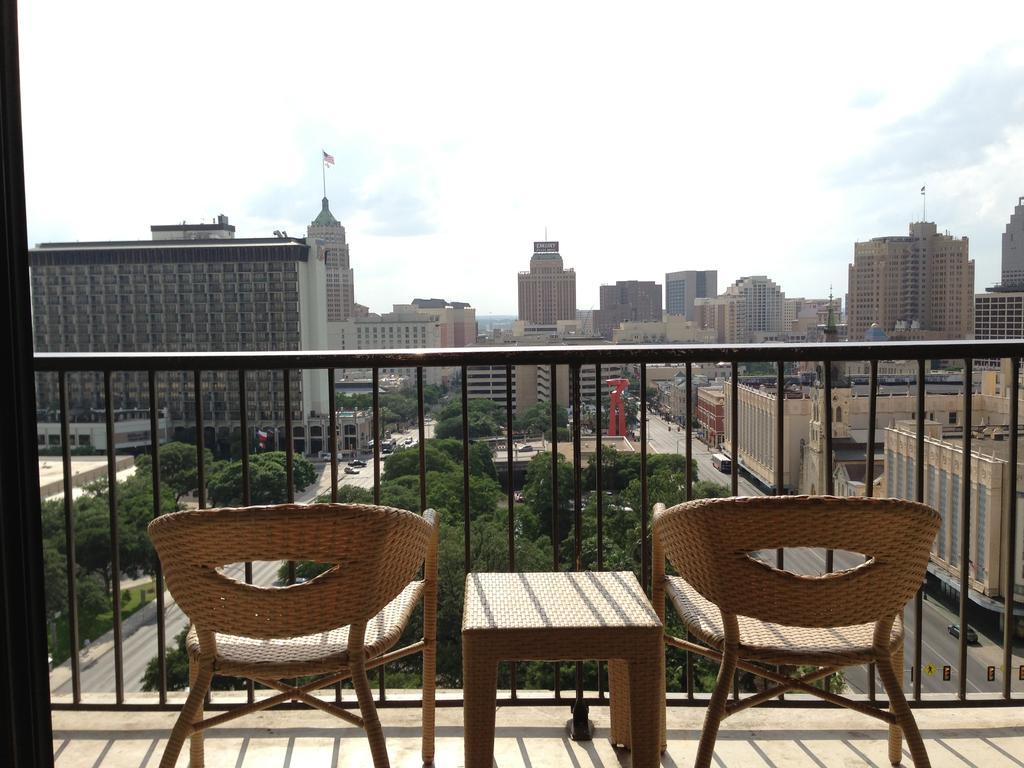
[[947, 624, 979, 644], [344, 466, 360, 475]]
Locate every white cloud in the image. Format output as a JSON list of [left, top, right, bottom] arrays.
[[17, 0, 1024, 312]]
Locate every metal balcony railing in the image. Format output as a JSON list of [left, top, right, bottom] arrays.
[[33, 340, 1024, 713]]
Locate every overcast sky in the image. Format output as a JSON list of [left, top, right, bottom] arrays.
[[17, 1, 1024, 315]]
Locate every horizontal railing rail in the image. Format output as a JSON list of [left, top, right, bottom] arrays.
[[35, 340, 1024, 713]]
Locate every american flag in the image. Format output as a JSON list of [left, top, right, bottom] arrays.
[[323, 150, 335, 167]]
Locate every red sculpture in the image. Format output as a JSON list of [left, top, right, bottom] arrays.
[[606, 378, 629, 436]]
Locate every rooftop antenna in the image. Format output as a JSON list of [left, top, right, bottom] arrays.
[[920, 184, 926, 222]]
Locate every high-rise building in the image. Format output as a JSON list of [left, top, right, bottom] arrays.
[[847, 221, 974, 341], [1001, 196, 1024, 288], [517, 241, 576, 324], [694, 276, 787, 343], [594, 280, 662, 339], [30, 205, 344, 456], [309, 197, 355, 321], [665, 270, 716, 320]]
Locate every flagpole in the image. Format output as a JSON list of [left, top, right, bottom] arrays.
[[322, 154, 326, 199]]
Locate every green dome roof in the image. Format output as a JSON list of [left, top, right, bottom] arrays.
[[311, 197, 340, 227]]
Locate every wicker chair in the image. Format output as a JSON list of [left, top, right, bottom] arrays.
[[652, 496, 940, 768], [148, 503, 439, 768]]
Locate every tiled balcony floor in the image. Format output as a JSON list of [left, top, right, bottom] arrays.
[[51, 700, 1024, 767]]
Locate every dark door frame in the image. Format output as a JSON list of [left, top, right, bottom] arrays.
[[1, 1, 56, 765]]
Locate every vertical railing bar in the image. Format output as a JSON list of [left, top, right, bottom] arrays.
[[238, 369, 254, 705], [595, 363, 604, 573], [284, 369, 295, 503], [417, 367, 427, 513], [595, 363, 605, 703], [866, 359, 878, 702], [549, 363, 560, 573], [371, 366, 385, 703], [958, 358, 973, 701], [571, 363, 586, 713], [1003, 356, 1019, 700], [730, 361, 739, 496], [416, 366, 427, 709], [913, 358, 926, 701], [372, 367, 381, 506], [505, 364, 516, 701], [284, 369, 296, 587], [865, 360, 878, 500], [640, 364, 649, 595], [685, 362, 693, 501], [104, 370, 124, 704], [505, 365, 515, 572], [823, 359, 834, 574], [775, 360, 784, 569], [193, 369, 206, 509], [549, 364, 560, 700], [329, 368, 338, 504], [685, 358, 695, 702], [461, 364, 470, 573], [58, 372, 81, 703], [239, 371, 252, 508], [573, 365, 584, 571], [147, 370, 167, 704]]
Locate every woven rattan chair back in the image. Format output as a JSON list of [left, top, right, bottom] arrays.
[[149, 502, 433, 639], [655, 495, 940, 627]]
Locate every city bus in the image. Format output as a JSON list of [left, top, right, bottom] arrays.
[[711, 453, 732, 473]]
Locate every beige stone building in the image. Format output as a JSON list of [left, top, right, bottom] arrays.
[[885, 420, 1023, 635], [722, 381, 812, 492], [847, 221, 974, 342], [798, 384, 964, 497], [517, 241, 576, 324], [611, 316, 716, 344]]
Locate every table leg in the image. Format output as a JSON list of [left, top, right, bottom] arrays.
[[627, 648, 664, 768], [607, 659, 632, 748], [463, 641, 498, 768]]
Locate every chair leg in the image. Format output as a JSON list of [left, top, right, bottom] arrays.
[[158, 659, 213, 768], [352, 658, 390, 768], [421, 636, 436, 765], [878, 646, 930, 767], [695, 645, 736, 768]]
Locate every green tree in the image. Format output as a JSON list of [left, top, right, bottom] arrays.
[[206, 451, 317, 506], [513, 402, 568, 435], [434, 399, 506, 440], [134, 441, 214, 503], [380, 392, 418, 429], [336, 392, 372, 410]]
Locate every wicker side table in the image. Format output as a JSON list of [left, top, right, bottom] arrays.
[[462, 571, 664, 768]]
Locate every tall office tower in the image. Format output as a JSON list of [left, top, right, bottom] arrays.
[[30, 210, 335, 456], [726, 275, 786, 341], [594, 280, 662, 339], [1001, 197, 1024, 288], [665, 270, 717, 319], [847, 221, 974, 341], [517, 241, 577, 324], [310, 197, 355, 321]]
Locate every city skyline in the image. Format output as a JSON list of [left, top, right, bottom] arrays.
[[17, 2, 1024, 314]]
